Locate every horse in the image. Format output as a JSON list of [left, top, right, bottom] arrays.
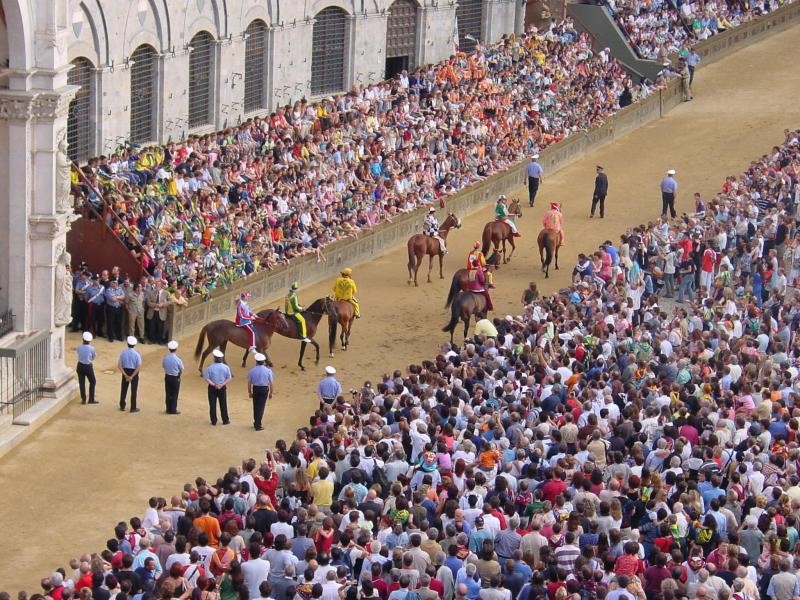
[[442, 291, 489, 345], [444, 252, 500, 308], [328, 299, 357, 357], [243, 297, 335, 371], [194, 310, 287, 372], [481, 199, 521, 265], [407, 213, 462, 286], [537, 228, 561, 278]]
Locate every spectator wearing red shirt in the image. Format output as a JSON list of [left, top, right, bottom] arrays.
[[541, 467, 568, 504], [254, 467, 280, 508], [700, 244, 717, 293], [614, 541, 644, 578]]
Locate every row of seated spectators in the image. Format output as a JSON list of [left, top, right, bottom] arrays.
[[70, 20, 663, 299], [607, 0, 792, 61]]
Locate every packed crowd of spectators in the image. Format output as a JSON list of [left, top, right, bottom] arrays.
[[607, 0, 793, 61], [70, 20, 658, 299], [34, 129, 800, 600]]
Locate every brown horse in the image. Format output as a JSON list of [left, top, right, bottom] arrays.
[[444, 253, 500, 308], [244, 297, 335, 371], [193, 311, 287, 372], [407, 213, 462, 286], [537, 228, 561, 278], [481, 199, 521, 264], [328, 299, 356, 357], [442, 291, 489, 345]]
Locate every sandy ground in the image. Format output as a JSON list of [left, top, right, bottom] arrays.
[[2, 25, 800, 592]]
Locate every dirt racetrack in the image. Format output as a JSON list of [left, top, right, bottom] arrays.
[[1, 24, 800, 592]]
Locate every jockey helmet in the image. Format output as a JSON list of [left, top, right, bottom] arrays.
[[240, 291, 251, 299], [428, 207, 436, 213], [341, 268, 353, 276], [290, 282, 299, 291], [473, 241, 480, 249], [498, 195, 507, 202], [550, 202, 560, 210]]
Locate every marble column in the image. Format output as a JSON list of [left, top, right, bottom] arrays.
[[0, 86, 78, 399]]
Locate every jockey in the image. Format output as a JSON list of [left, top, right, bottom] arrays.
[[235, 291, 257, 350], [285, 282, 311, 343], [467, 242, 495, 288], [495, 195, 520, 237], [333, 268, 360, 318], [467, 258, 494, 312], [542, 201, 564, 246], [424, 207, 447, 254]]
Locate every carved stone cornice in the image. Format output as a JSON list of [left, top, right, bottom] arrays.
[[0, 86, 78, 122], [28, 212, 77, 240]]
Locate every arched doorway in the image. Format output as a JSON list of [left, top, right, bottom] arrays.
[[385, 0, 418, 79], [66, 57, 94, 162], [129, 44, 158, 144], [456, 0, 483, 53], [311, 7, 347, 96]]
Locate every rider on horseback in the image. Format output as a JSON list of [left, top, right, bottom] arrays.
[[333, 268, 360, 319], [495, 195, 521, 238], [542, 201, 564, 246], [285, 283, 311, 343], [236, 291, 258, 351], [467, 242, 495, 289], [424, 207, 447, 254], [467, 257, 494, 312]]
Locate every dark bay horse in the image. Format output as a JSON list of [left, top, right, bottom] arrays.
[[444, 253, 500, 308], [407, 213, 462, 286], [245, 297, 335, 371], [537, 228, 561, 278], [194, 310, 287, 372], [442, 291, 489, 345], [328, 299, 356, 357], [481, 199, 521, 264]]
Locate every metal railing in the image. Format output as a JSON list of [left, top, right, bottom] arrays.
[[0, 330, 50, 420]]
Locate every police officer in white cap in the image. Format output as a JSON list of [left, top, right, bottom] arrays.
[[118, 336, 143, 412], [162, 340, 184, 415], [76, 331, 97, 404], [660, 169, 678, 219], [247, 353, 274, 431], [203, 348, 232, 425], [317, 365, 342, 409]]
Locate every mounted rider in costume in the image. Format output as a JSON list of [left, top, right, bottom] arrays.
[[333, 268, 360, 318], [542, 201, 564, 246], [285, 282, 311, 342], [236, 291, 258, 351], [495, 195, 520, 237], [467, 258, 494, 312], [424, 207, 447, 254], [467, 242, 495, 288]]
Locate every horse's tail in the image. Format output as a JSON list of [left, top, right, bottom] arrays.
[[442, 297, 460, 333], [481, 225, 492, 255], [445, 273, 461, 308], [543, 234, 553, 270], [328, 306, 339, 353], [407, 239, 417, 272], [194, 325, 207, 358]]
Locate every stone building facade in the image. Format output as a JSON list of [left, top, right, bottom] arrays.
[[62, 0, 522, 163]]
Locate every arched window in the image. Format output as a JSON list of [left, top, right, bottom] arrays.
[[456, 0, 483, 53], [129, 44, 158, 144], [67, 57, 94, 162], [311, 7, 347, 96], [188, 31, 215, 128], [385, 0, 419, 79], [244, 20, 268, 113]]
